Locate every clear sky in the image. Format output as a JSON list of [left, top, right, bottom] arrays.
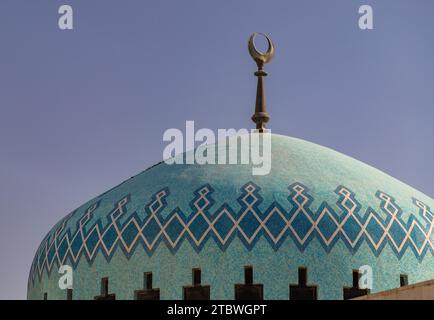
[[0, 0, 433, 299]]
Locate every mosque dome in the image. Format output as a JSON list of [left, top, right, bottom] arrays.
[[27, 133, 434, 300], [27, 33, 434, 300]]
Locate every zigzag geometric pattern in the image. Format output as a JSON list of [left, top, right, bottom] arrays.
[[29, 182, 434, 285]]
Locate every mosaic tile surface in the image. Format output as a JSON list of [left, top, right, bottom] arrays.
[[27, 134, 434, 299]]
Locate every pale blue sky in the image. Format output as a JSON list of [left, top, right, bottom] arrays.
[[0, 0, 433, 299]]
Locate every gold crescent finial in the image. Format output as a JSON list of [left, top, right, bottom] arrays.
[[248, 33, 274, 132], [248, 32, 275, 68]]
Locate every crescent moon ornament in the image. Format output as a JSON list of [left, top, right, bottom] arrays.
[[248, 32, 275, 67], [248, 33, 274, 132]]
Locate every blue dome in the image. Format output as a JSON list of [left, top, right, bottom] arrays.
[[28, 134, 434, 299]]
